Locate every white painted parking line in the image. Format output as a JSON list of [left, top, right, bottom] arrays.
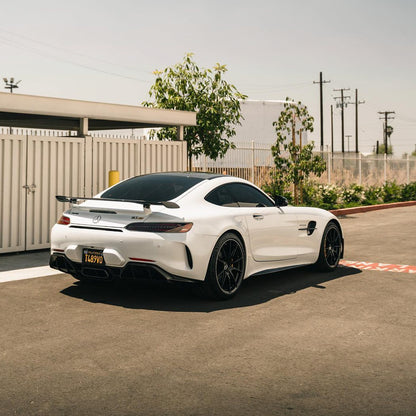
[[0, 266, 63, 283], [340, 260, 416, 274]]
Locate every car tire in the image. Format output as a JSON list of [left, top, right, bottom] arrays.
[[315, 222, 343, 272], [202, 232, 246, 300]]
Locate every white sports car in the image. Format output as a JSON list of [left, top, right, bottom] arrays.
[[50, 172, 343, 299]]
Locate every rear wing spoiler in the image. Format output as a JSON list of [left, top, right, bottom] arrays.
[[55, 195, 180, 209]]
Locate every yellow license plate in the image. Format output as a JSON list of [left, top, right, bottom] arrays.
[[83, 249, 105, 265]]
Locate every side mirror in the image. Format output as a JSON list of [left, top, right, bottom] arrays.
[[274, 195, 288, 207]]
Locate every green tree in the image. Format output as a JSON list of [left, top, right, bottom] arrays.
[[267, 99, 326, 205], [374, 143, 393, 155], [143, 53, 247, 167]]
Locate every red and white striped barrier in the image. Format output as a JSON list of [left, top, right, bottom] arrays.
[[340, 260, 416, 274]]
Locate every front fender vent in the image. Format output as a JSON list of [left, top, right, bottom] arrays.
[[307, 221, 317, 235]]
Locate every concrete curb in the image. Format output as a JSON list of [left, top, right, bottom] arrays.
[[330, 200, 416, 217], [0, 266, 63, 284]]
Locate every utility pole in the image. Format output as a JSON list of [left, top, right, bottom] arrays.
[[3, 77, 21, 93], [351, 89, 365, 153], [378, 111, 395, 154], [345, 135, 352, 153], [330, 104, 334, 153], [313, 72, 330, 151], [333, 88, 350, 153]]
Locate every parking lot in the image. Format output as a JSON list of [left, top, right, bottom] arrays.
[[0, 206, 415, 416]]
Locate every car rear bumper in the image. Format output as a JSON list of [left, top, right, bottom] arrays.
[[49, 253, 198, 283], [50, 224, 218, 282]]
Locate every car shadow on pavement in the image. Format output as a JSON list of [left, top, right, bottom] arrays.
[[60, 265, 361, 312]]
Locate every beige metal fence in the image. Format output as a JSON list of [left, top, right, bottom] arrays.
[[90, 136, 186, 195], [0, 134, 187, 253]]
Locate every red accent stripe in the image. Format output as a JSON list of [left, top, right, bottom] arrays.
[[129, 257, 155, 263], [53, 249, 65, 253], [340, 260, 416, 274]]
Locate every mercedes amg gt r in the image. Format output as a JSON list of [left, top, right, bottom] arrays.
[[50, 172, 344, 299]]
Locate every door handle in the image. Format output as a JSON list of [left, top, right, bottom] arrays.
[[253, 214, 264, 220]]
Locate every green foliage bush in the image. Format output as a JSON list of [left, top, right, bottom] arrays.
[[363, 186, 383, 205], [263, 181, 416, 209], [341, 184, 365, 205], [401, 182, 416, 201], [262, 182, 293, 204], [382, 181, 402, 203]]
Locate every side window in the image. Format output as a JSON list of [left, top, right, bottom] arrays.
[[205, 185, 239, 207], [228, 183, 274, 207], [205, 183, 274, 208]]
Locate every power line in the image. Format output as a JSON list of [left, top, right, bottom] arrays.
[[0, 34, 151, 83], [313, 72, 330, 151], [0, 28, 152, 76], [242, 82, 312, 94]]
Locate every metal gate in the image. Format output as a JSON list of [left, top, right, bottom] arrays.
[[0, 134, 26, 253], [0, 134, 187, 253], [25, 135, 85, 251]]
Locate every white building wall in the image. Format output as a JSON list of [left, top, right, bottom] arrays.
[[233, 99, 308, 146]]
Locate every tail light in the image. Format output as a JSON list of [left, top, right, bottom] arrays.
[[125, 222, 193, 233], [57, 215, 70, 225]]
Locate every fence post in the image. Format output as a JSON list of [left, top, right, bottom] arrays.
[[384, 153, 387, 183], [406, 154, 410, 184], [359, 153, 362, 185], [251, 140, 255, 184]]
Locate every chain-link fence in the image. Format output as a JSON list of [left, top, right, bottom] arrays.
[[324, 153, 416, 186], [192, 141, 416, 188], [192, 141, 275, 188]]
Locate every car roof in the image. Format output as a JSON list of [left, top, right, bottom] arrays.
[[140, 172, 225, 180]]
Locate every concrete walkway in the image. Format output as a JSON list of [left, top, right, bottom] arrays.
[[0, 249, 61, 283]]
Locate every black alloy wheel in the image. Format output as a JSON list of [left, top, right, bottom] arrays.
[[324, 226, 342, 266], [315, 223, 343, 272], [216, 238, 245, 294], [203, 233, 246, 300]]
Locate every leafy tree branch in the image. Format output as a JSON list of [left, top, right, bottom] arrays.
[[143, 53, 247, 167], [266, 98, 326, 204]]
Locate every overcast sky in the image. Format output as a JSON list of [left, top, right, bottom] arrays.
[[1, 0, 415, 155]]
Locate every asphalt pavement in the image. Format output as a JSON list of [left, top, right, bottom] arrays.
[[0, 206, 415, 415]]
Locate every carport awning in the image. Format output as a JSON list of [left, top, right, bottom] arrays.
[[0, 92, 196, 132]]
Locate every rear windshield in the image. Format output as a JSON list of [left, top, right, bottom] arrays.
[[101, 174, 204, 201]]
